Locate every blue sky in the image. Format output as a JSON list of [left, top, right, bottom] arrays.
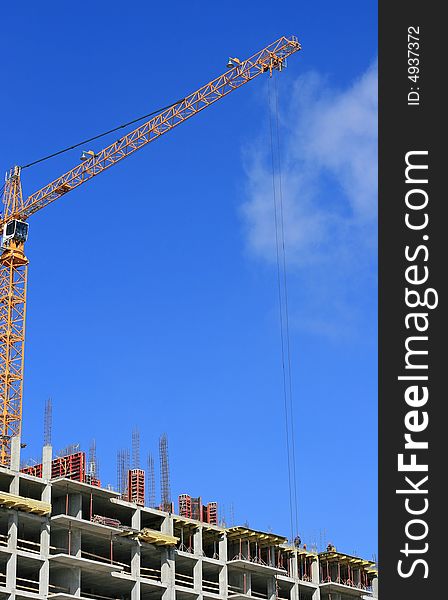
[[1, 1, 377, 558]]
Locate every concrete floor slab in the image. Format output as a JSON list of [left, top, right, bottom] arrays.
[[49, 553, 123, 574]]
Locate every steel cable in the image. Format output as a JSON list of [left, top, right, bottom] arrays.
[[20, 98, 185, 170]]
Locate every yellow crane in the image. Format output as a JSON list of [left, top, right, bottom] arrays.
[[0, 35, 301, 465]]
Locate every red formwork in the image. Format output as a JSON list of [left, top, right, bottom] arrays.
[[191, 496, 203, 521], [204, 502, 218, 525], [179, 494, 193, 518], [178, 494, 218, 524], [51, 451, 86, 481], [85, 475, 101, 487], [21, 464, 43, 478], [21, 451, 93, 484], [127, 469, 145, 505]]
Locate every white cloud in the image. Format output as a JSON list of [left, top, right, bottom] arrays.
[[241, 61, 378, 268], [240, 62, 378, 338]]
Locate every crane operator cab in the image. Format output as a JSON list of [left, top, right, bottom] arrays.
[[1, 219, 29, 249]]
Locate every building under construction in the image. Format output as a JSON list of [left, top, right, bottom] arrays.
[[0, 34, 378, 600], [0, 438, 378, 600]]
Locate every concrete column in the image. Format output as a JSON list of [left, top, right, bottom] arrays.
[[219, 533, 228, 562], [9, 435, 21, 495], [234, 571, 244, 594], [311, 559, 320, 584], [161, 513, 175, 600], [194, 527, 203, 555], [310, 558, 321, 600], [290, 551, 298, 578], [131, 540, 141, 577], [6, 553, 17, 593], [39, 518, 51, 595], [132, 508, 141, 531], [7, 511, 18, 550], [290, 583, 300, 600], [372, 576, 378, 598], [311, 585, 321, 600], [193, 558, 202, 592], [6, 444, 19, 597], [193, 527, 203, 592], [70, 526, 82, 558], [219, 532, 228, 596], [70, 493, 83, 519], [267, 546, 274, 568], [131, 506, 141, 598], [10, 435, 21, 470], [51, 530, 68, 553], [131, 526, 141, 600], [267, 577, 276, 600], [130, 543, 141, 600], [40, 451, 51, 515], [243, 571, 251, 595], [42, 445, 53, 484], [219, 564, 228, 597], [65, 568, 81, 597], [131, 581, 140, 600], [67, 495, 82, 596], [289, 552, 299, 600], [39, 446, 52, 596], [64, 520, 81, 558], [161, 547, 175, 600], [161, 514, 173, 535], [51, 565, 81, 597]]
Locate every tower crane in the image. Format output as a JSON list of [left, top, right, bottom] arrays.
[[0, 35, 301, 465]]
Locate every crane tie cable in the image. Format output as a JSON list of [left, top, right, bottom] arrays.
[[274, 72, 299, 544], [20, 97, 186, 170], [268, 73, 299, 547], [268, 76, 294, 542]]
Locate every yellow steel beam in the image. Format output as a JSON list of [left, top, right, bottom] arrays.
[[0, 490, 51, 515], [138, 527, 179, 546]]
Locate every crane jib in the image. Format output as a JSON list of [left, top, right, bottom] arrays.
[[1, 36, 300, 227], [0, 35, 301, 465]]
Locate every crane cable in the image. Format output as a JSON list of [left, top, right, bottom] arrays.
[[274, 72, 300, 544], [268, 74, 300, 546], [268, 77, 294, 544], [19, 97, 186, 170]]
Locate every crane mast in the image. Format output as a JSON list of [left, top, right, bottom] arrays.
[[0, 35, 301, 465]]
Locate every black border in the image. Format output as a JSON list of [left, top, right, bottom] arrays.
[[379, 3, 444, 597]]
